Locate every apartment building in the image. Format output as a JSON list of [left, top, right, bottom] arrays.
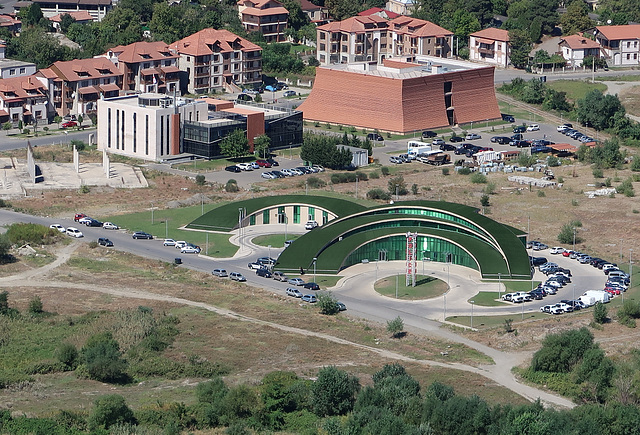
[[0, 75, 49, 125], [14, 0, 113, 21], [468, 28, 510, 68], [316, 15, 453, 66], [38, 57, 122, 117], [171, 28, 262, 95], [592, 25, 640, 66], [102, 41, 180, 94], [237, 0, 289, 43]]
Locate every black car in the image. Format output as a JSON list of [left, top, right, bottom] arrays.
[[86, 218, 103, 227], [237, 93, 253, 102], [439, 143, 456, 151], [225, 165, 242, 173], [422, 130, 437, 138], [510, 133, 524, 141], [267, 158, 279, 167], [271, 170, 285, 178], [97, 237, 113, 247], [450, 136, 464, 142], [256, 268, 273, 278], [465, 146, 481, 157], [530, 256, 548, 266], [132, 231, 153, 240], [502, 114, 515, 123], [303, 282, 320, 290], [513, 126, 526, 133], [454, 146, 466, 155], [367, 133, 384, 141], [491, 136, 511, 144]]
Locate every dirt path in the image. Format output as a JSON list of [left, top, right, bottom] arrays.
[[0, 244, 575, 409]]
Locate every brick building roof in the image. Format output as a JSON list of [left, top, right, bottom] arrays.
[[106, 41, 178, 64], [318, 15, 388, 32], [299, 64, 500, 133], [0, 75, 47, 101], [389, 16, 453, 37], [470, 28, 509, 42], [48, 57, 121, 83], [296, 0, 321, 11], [358, 7, 400, 19], [49, 10, 93, 22], [171, 28, 261, 57], [595, 24, 640, 40], [559, 34, 600, 49]]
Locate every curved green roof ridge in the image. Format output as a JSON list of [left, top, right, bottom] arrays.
[[186, 195, 368, 231]]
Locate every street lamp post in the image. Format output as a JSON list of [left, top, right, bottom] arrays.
[[395, 274, 399, 299], [238, 208, 243, 252], [313, 257, 317, 282], [268, 245, 271, 263], [573, 227, 577, 251], [630, 249, 634, 292], [498, 273, 502, 300], [470, 300, 475, 329]]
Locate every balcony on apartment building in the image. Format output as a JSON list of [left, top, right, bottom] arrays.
[[194, 67, 210, 77], [478, 45, 495, 56], [194, 57, 210, 66]]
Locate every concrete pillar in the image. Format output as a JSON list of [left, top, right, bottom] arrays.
[[73, 145, 79, 173], [26, 142, 36, 182], [102, 149, 110, 178]]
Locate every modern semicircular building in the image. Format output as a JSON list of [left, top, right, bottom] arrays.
[[186, 196, 531, 280]]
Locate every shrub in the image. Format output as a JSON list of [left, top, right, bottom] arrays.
[[386, 316, 404, 338], [317, 292, 339, 315], [572, 199, 579, 206], [484, 181, 497, 194], [480, 194, 490, 207], [547, 155, 561, 167], [23, 128, 30, 134], [470, 172, 487, 184], [355, 171, 368, 181], [56, 342, 79, 369], [71, 139, 86, 151], [458, 167, 471, 175], [88, 395, 136, 430], [593, 302, 608, 324], [306, 176, 326, 188], [369, 171, 380, 179], [88, 241, 98, 249], [79, 185, 90, 194], [28, 295, 43, 314], [380, 166, 390, 176], [6, 222, 58, 245], [631, 156, 640, 172], [442, 167, 449, 176], [593, 168, 604, 179], [387, 176, 408, 196], [81, 332, 128, 383], [195, 175, 206, 185], [617, 178, 635, 197], [537, 190, 546, 197], [367, 188, 390, 200], [225, 180, 239, 193], [311, 366, 360, 417], [411, 184, 418, 195]]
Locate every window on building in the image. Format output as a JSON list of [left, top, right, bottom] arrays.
[[19, 68, 25, 74], [187, 56, 190, 62], [293, 205, 300, 224], [635, 54, 638, 60], [166, 116, 170, 155], [319, 43, 325, 51], [308, 207, 315, 221], [9, 69, 14, 75], [213, 54, 220, 62], [115, 109, 119, 149], [263, 209, 269, 224], [628, 41, 631, 48], [320, 32, 326, 40], [320, 54, 325, 62], [121, 110, 125, 151], [628, 53, 631, 60], [160, 115, 163, 155]]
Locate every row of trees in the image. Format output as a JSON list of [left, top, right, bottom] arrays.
[[300, 132, 355, 169], [6, 361, 640, 433]]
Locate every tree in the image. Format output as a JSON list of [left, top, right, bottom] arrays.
[[55, 342, 79, 369], [560, 0, 594, 36], [317, 292, 339, 315], [387, 176, 408, 196], [88, 394, 136, 430], [0, 290, 9, 315], [8, 27, 72, 69], [195, 174, 206, 186], [28, 295, 43, 314], [558, 221, 582, 245], [59, 13, 76, 34], [312, 366, 360, 416], [253, 134, 271, 159], [18, 3, 43, 27], [324, 0, 362, 21], [576, 90, 625, 131], [386, 316, 404, 338], [530, 327, 594, 373], [593, 302, 608, 324], [220, 129, 249, 159], [81, 332, 128, 383], [508, 29, 532, 69]]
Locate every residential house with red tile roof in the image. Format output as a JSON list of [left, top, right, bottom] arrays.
[[592, 25, 640, 66], [49, 10, 93, 32], [102, 41, 180, 95], [469, 28, 510, 68], [37, 57, 122, 117], [295, 0, 328, 24], [0, 75, 50, 125], [558, 34, 601, 67], [0, 14, 21, 34], [299, 59, 501, 133], [237, 0, 289, 43], [316, 15, 452, 66], [171, 28, 262, 95], [14, 0, 113, 21]]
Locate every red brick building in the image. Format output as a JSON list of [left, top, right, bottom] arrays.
[[299, 60, 501, 133]]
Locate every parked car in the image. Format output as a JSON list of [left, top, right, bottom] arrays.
[[174, 241, 188, 249], [258, 257, 276, 265], [513, 126, 526, 133], [66, 227, 84, 238], [74, 213, 87, 222], [465, 133, 481, 140], [255, 159, 272, 168], [261, 172, 277, 179], [236, 163, 253, 171], [163, 239, 176, 246], [102, 222, 119, 230], [283, 90, 297, 97], [50, 223, 66, 233], [288, 278, 305, 286], [85, 218, 103, 227], [303, 282, 320, 290], [229, 272, 247, 282], [305, 221, 319, 230], [502, 114, 515, 123], [439, 143, 456, 151], [432, 138, 445, 146], [367, 133, 384, 141], [78, 216, 93, 225], [286, 287, 303, 297], [181, 246, 200, 254], [510, 133, 524, 141], [273, 271, 288, 281], [550, 247, 565, 254], [450, 136, 464, 142], [212, 268, 228, 277], [132, 231, 153, 239], [301, 294, 317, 303], [422, 130, 437, 138], [491, 136, 511, 144], [389, 156, 403, 164], [267, 158, 280, 167], [336, 302, 347, 311], [237, 93, 253, 102], [225, 165, 242, 173], [97, 237, 113, 247], [248, 262, 264, 270], [256, 268, 273, 278], [527, 124, 540, 131], [61, 121, 77, 128]]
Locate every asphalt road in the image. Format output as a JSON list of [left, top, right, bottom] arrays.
[[0, 129, 94, 152]]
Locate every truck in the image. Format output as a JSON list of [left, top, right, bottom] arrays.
[[581, 290, 610, 306], [425, 152, 451, 166], [407, 140, 432, 160], [415, 150, 442, 163]]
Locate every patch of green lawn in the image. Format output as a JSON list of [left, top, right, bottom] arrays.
[[546, 80, 607, 102], [374, 274, 448, 300], [446, 312, 548, 329], [595, 74, 640, 82]]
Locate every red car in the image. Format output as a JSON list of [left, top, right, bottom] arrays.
[[74, 213, 86, 222], [61, 121, 77, 128], [255, 160, 272, 168], [562, 250, 572, 257], [604, 287, 621, 295]]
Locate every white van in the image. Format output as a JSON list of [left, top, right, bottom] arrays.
[[579, 295, 596, 307], [407, 140, 432, 150], [582, 290, 610, 304]]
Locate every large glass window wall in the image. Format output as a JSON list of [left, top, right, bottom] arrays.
[[369, 208, 486, 237], [343, 236, 478, 271], [338, 219, 482, 244]]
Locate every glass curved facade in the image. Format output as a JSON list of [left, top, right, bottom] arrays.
[[343, 235, 478, 270], [369, 208, 488, 238], [338, 219, 484, 244]]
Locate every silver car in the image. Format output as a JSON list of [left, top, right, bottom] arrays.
[[229, 272, 247, 282], [288, 278, 305, 286], [212, 268, 228, 277]]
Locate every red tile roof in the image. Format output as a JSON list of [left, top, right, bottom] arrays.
[[559, 34, 600, 49], [49, 57, 122, 82], [383, 59, 420, 69], [242, 6, 288, 16], [318, 15, 388, 32], [171, 28, 261, 57], [596, 24, 640, 40], [107, 41, 178, 64], [299, 66, 500, 133], [295, 0, 321, 11], [470, 28, 509, 42], [0, 75, 47, 101], [50, 10, 93, 22], [358, 7, 400, 19], [389, 16, 453, 37]]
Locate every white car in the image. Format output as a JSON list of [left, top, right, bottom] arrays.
[[526, 124, 540, 131], [286, 287, 303, 297], [66, 227, 84, 238], [312, 165, 325, 172], [175, 241, 188, 249], [163, 239, 176, 246], [557, 124, 571, 132], [236, 163, 253, 171], [550, 247, 565, 254], [50, 224, 66, 233], [102, 222, 119, 230], [261, 172, 276, 179], [250, 162, 260, 170], [181, 246, 200, 254], [305, 221, 319, 230], [78, 216, 93, 225]]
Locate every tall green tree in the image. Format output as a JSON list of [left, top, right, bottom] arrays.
[[220, 129, 249, 159], [253, 134, 271, 159], [324, 0, 363, 21], [89, 395, 136, 430], [81, 332, 128, 383], [312, 366, 360, 416], [508, 29, 532, 69], [576, 90, 625, 131], [560, 0, 594, 35]]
